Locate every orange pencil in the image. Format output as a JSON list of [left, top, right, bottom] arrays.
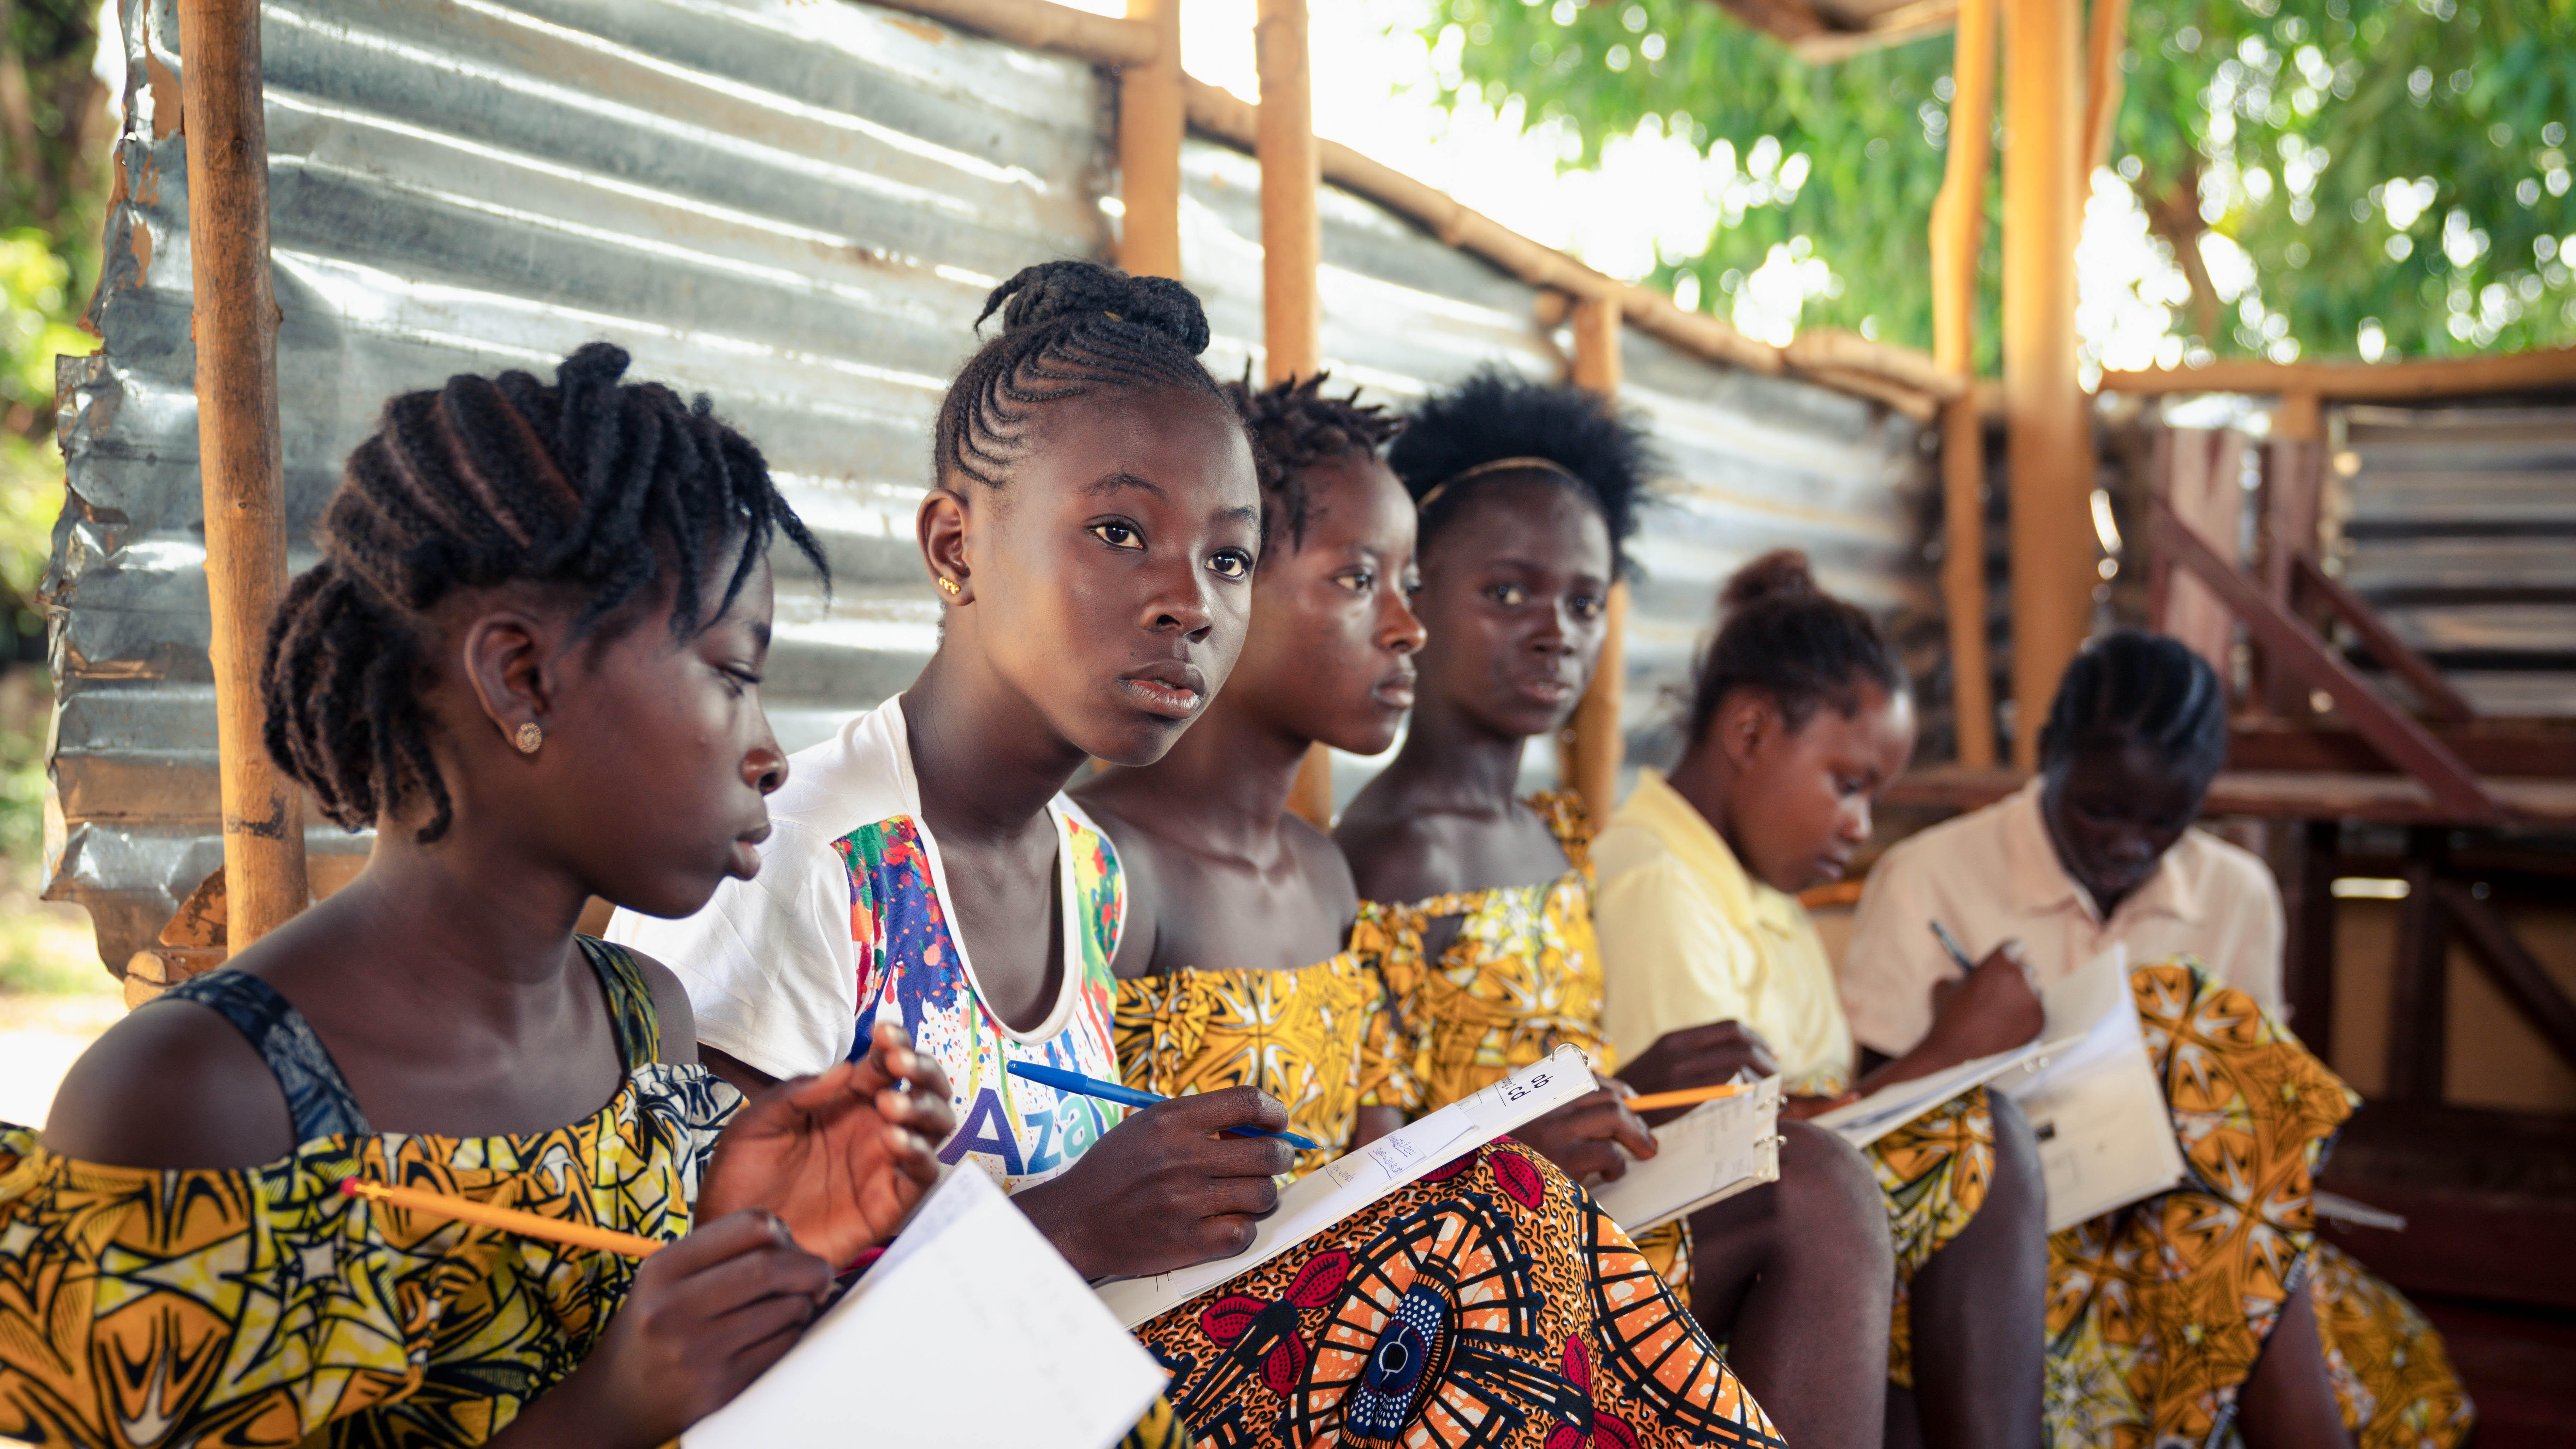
[[340, 1178, 665, 1259], [1621, 1081, 1759, 1114]]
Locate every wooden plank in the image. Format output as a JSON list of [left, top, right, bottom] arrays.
[[1876, 763, 2576, 826], [2002, 0, 2089, 770], [178, 0, 308, 950], [1254, 0, 1332, 829], [1114, 0, 1184, 279], [2148, 497, 2501, 820], [2292, 553, 2480, 724], [2102, 345, 2576, 400], [2228, 720, 2575, 778], [1932, 0, 1995, 768], [1558, 298, 1628, 826], [2433, 879, 2576, 1074], [2079, 0, 2129, 171], [2386, 829, 2449, 1104], [2257, 437, 2324, 717], [870, 0, 1159, 66]]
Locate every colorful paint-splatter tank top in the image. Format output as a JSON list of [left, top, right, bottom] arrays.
[[612, 696, 1127, 1194]]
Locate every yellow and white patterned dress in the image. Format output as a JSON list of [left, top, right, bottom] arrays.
[[1113, 951, 1413, 1175], [1353, 793, 1695, 1292]]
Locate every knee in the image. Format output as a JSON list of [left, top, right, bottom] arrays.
[[1776, 1119, 1894, 1266], [1981, 1091, 2048, 1229]]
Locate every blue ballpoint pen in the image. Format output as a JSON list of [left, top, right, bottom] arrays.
[[1006, 1060, 1321, 1151]]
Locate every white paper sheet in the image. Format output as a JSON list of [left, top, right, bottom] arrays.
[[1812, 1037, 2057, 1149], [1092, 1044, 1599, 1327], [1996, 944, 2191, 1233], [1587, 1074, 1783, 1233], [686, 1167, 1168, 1449]]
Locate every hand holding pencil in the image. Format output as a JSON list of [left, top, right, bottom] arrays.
[[698, 1020, 958, 1269]]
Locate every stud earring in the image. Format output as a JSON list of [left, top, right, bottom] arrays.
[[514, 722, 544, 754], [937, 576, 962, 597]]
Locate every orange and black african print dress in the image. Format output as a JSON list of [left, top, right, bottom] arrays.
[[2043, 957, 2473, 1449], [1353, 792, 1694, 1291], [1115, 959, 1781, 1449]]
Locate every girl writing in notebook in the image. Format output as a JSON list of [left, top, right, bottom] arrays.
[[1333, 369, 1896, 1449], [1585, 552, 2048, 1449], [1834, 630, 2470, 1449], [1601, 592, 2468, 1447], [1076, 373, 1779, 1447], [1, 346, 956, 1448], [619, 270, 1781, 1447]]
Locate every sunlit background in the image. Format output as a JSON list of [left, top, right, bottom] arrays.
[[1065, 0, 2576, 381]]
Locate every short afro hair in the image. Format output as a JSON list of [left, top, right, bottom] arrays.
[[1386, 365, 1657, 576]]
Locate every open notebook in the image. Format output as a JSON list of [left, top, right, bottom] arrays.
[[1588, 1074, 1783, 1234], [1093, 1044, 1599, 1327], [685, 1166, 1168, 1449], [1811, 1037, 2059, 1149], [1995, 943, 2191, 1232]]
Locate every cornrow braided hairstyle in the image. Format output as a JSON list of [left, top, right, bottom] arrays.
[[1386, 365, 1657, 577], [259, 342, 826, 843], [2037, 630, 2229, 781], [1686, 549, 1905, 740], [1221, 370, 1402, 553], [933, 260, 1235, 491]]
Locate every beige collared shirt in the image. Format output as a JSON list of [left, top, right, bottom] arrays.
[[1838, 779, 2285, 1057], [1591, 769, 1858, 1094]]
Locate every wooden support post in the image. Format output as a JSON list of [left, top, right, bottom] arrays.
[[2387, 829, 2448, 1103], [2257, 406, 2323, 718], [1116, 0, 1183, 279], [1932, 0, 1997, 767], [2002, 0, 2089, 771], [2284, 818, 2339, 1062], [179, 0, 307, 952], [1558, 296, 1627, 824], [2079, 0, 2130, 172], [1256, 0, 1331, 827], [2148, 497, 2501, 820]]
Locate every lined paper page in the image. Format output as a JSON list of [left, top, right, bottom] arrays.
[[1093, 1044, 1598, 1327]]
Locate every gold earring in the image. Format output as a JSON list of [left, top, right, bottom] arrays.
[[514, 722, 544, 754], [937, 576, 962, 597]]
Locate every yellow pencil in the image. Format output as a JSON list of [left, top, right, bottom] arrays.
[[340, 1178, 665, 1259], [1621, 1081, 1758, 1114]]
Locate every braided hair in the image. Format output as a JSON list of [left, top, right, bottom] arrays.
[[1223, 371, 1401, 552], [1686, 549, 1905, 740], [1385, 366, 1656, 576], [260, 342, 825, 843], [2037, 631, 2228, 781], [935, 260, 1234, 491]]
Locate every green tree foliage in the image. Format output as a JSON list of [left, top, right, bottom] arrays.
[[2, 0, 113, 872], [1428, 0, 2576, 365]]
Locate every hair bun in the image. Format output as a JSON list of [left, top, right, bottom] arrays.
[[1721, 549, 1820, 611], [981, 261, 1211, 356]]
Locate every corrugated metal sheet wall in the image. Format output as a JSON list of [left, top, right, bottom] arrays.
[[47, 0, 1928, 972], [2332, 403, 2576, 718]]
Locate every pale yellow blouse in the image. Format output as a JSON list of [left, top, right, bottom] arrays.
[[1591, 769, 1856, 1095]]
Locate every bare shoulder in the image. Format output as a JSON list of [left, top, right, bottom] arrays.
[[1280, 811, 1359, 925], [1332, 807, 1464, 905], [41, 992, 295, 1170], [618, 946, 701, 1066]]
